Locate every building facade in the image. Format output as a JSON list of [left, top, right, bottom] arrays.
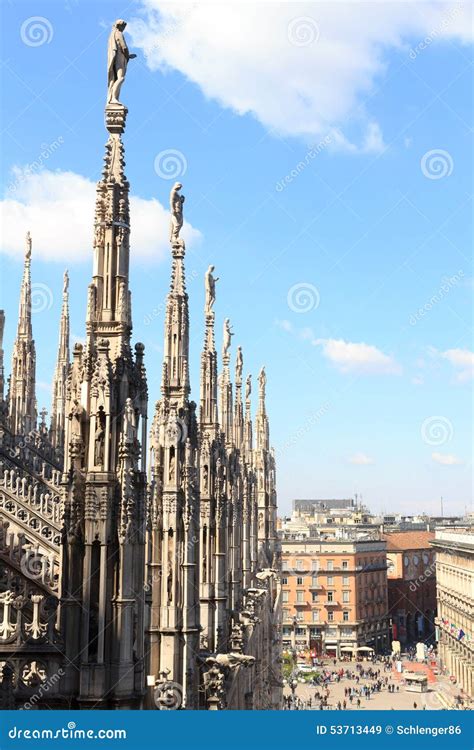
[[280, 535, 390, 657], [383, 531, 437, 646], [432, 528, 474, 698], [0, 21, 280, 711]]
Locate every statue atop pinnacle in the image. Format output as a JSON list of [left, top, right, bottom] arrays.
[[107, 20, 136, 106]]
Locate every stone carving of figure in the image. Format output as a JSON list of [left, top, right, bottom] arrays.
[[235, 346, 243, 382], [107, 20, 136, 105], [123, 397, 136, 443], [169, 182, 185, 244], [204, 265, 219, 314], [94, 406, 106, 466], [63, 269, 69, 294], [25, 231, 32, 259], [245, 374, 252, 400], [258, 366, 266, 397], [222, 319, 233, 358]]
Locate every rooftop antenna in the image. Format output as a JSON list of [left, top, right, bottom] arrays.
[[440, 496, 444, 518]]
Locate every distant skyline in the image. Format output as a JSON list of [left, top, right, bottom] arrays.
[[1, 1, 472, 516]]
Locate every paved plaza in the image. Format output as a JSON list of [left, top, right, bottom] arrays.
[[283, 658, 472, 711]]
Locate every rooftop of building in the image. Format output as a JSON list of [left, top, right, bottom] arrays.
[[382, 530, 435, 551]]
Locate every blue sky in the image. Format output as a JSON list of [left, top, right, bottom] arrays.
[[1, 1, 472, 516]]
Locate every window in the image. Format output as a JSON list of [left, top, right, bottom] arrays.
[[327, 592, 333, 602], [327, 560, 334, 571], [328, 612, 334, 622], [296, 559, 303, 571], [327, 576, 334, 585], [343, 611, 349, 622], [297, 591, 304, 603], [312, 576, 319, 587], [282, 626, 291, 636], [343, 591, 350, 603], [342, 560, 348, 570], [282, 561, 289, 572], [312, 610, 319, 622], [296, 627, 305, 636], [282, 577, 288, 585], [311, 560, 319, 571], [297, 577, 303, 585], [282, 591, 289, 603], [342, 575, 349, 585], [312, 592, 318, 602]]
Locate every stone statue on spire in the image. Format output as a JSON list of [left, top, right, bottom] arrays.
[[107, 20, 136, 105], [63, 269, 69, 294], [245, 374, 252, 400], [222, 318, 233, 358], [235, 346, 243, 382], [170, 182, 185, 245], [25, 231, 32, 259], [258, 366, 266, 398], [205, 265, 219, 314]]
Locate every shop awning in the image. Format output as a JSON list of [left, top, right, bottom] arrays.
[[356, 646, 374, 652]]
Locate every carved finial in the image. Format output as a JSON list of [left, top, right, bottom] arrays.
[[170, 182, 185, 245]]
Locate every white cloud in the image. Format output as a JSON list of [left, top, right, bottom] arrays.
[[129, 1, 472, 150], [349, 452, 374, 465], [0, 168, 201, 263], [440, 348, 474, 383], [314, 338, 401, 375], [432, 451, 462, 466]]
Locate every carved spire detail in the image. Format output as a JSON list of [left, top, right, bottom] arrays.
[[50, 269, 70, 452], [8, 232, 36, 435]]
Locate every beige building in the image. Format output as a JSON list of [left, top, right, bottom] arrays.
[[280, 535, 390, 657], [432, 527, 474, 698]]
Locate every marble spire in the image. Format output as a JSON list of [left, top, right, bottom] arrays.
[[8, 232, 36, 435], [50, 270, 70, 452]]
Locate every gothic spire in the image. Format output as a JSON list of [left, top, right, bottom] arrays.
[[219, 318, 234, 444], [244, 373, 253, 454], [200, 266, 219, 428], [87, 84, 132, 363], [161, 182, 190, 400], [233, 346, 244, 449], [255, 365, 269, 451], [8, 232, 36, 435], [50, 269, 70, 452]]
